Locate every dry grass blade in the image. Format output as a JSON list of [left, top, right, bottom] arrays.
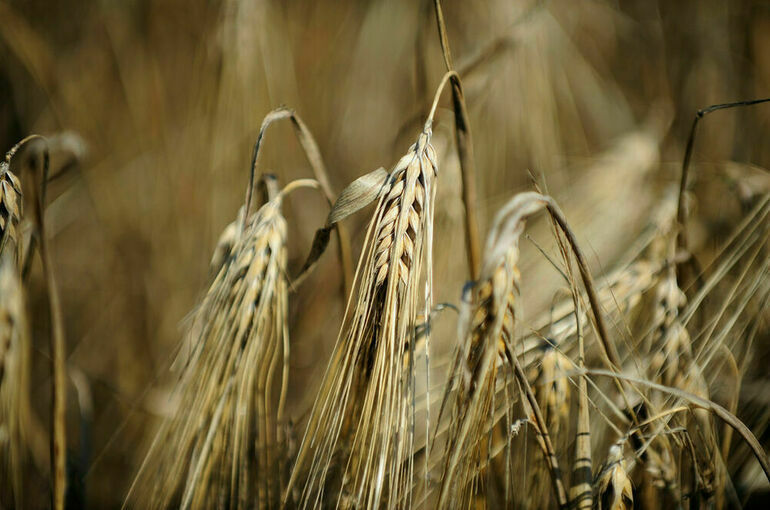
[[675, 97, 770, 287], [294, 167, 389, 286], [284, 82, 445, 507]]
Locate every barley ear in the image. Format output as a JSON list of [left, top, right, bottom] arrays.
[[285, 103, 438, 508], [440, 192, 568, 508]]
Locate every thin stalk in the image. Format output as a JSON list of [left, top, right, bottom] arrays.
[[22, 136, 67, 510], [542, 196, 642, 431], [675, 98, 770, 286], [542, 185, 593, 508], [568, 256, 592, 509], [502, 345, 568, 508], [543, 199, 620, 370], [431, 0, 481, 279]]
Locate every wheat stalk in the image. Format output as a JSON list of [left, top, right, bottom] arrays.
[[431, 0, 480, 279], [12, 136, 69, 510]]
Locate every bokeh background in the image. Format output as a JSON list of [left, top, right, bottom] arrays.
[[2, 0, 770, 507]]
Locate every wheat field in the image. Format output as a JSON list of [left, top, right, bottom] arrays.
[[1, 0, 770, 508]]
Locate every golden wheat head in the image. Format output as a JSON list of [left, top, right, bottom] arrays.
[[129, 192, 289, 510], [285, 128, 437, 509]]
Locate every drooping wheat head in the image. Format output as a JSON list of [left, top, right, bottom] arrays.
[[438, 192, 567, 508], [130, 182, 290, 510]]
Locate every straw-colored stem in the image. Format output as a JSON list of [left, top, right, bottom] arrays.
[[675, 98, 770, 286], [543, 199, 620, 370], [587, 368, 770, 483], [431, 0, 481, 279], [24, 137, 67, 510]]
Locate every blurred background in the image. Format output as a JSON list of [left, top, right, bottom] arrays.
[[2, 0, 770, 507]]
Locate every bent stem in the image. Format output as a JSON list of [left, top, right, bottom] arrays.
[[431, 0, 481, 279], [586, 368, 770, 483], [245, 107, 353, 297], [675, 98, 770, 286], [541, 198, 620, 370]]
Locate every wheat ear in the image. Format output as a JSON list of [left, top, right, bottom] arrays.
[[438, 192, 568, 508], [284, 73, 464, 510]]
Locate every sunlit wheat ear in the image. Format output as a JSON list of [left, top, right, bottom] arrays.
[[595, 444, 633, 510], [439, 192, 568, 508], [0, 252, 31, 508], [285, 129, 440, 509], [129, 181, 293, 510]]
